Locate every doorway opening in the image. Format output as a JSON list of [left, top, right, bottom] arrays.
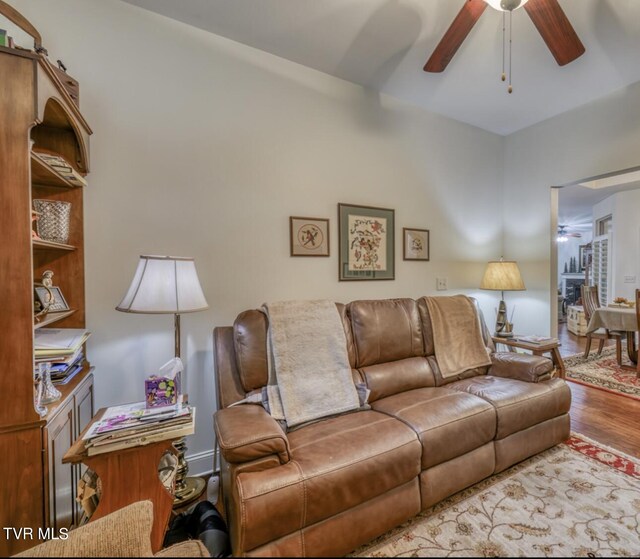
[[550, 167, 640, 351]]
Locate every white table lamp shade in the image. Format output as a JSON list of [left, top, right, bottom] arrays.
[[116, 255, 208, 314]]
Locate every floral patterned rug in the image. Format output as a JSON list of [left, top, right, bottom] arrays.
[[353, 434, 640, 557], [563, 347, 640, 400]]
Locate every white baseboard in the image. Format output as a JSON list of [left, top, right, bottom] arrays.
[[186, 448, 218, 477]]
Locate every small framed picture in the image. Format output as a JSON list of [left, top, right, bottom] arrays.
[[403, 228, 430, 261], [579, 244, 588, 271], [290, 217, 330, 257], [35, 285, 70, 313]]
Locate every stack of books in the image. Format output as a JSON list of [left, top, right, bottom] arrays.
[[82, 401, 194, 456], [34, 149, 88, 187], [35, 328, 91, 385]]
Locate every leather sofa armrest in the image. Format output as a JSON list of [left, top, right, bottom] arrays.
[[215, 404, 291, 465], [489, 352, 553, 383]]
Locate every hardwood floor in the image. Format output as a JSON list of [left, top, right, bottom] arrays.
[[557, 322, 640, 458]]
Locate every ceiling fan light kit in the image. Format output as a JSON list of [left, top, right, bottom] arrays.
[[424, 0, 585, 95], [557, 225, 582, 243], [484, 0, 530, 12]]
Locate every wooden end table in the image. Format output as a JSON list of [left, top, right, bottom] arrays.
[[492, 336, 566, 379], [63, 408, 193, 553]]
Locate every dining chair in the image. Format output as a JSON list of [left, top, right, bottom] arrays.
[[581, 285, 622, 363]]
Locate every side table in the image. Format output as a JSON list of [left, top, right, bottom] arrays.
[[63, 407, 194, 553], [493, 336, 566, 379]]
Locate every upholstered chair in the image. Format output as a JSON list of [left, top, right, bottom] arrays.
[[14, 501, 209, 558]]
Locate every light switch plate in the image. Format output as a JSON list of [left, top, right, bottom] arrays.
[[624, 275, 636, 283], [436, 277, 447, 291]]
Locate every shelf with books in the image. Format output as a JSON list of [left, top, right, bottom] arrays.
[[31, 150, 86, 189]]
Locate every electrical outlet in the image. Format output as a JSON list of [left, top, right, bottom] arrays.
[[436, 277, 447, 291], [624, 275, 636, 283]]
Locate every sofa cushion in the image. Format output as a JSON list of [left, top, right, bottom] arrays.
[[349, 298, 424, 367], [361, 356, 436, 402], [371, 387, 496, 469], [232, 410, 421, 552], [446, 376, 571, 439]]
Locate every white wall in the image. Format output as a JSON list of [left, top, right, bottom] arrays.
[[593, 190, 640, 302], [11, 0, 504, 471], [612, 190, 640, 300], [504, 81, 640, 336]]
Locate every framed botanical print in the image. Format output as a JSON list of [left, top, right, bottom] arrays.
[[290, 217, 330, 257], [338, 203, 394, 281], [403, 228, 430, 261]]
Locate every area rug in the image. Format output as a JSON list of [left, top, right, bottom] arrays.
[[563, 347, 640, 400], [353, 434, 640, 557]]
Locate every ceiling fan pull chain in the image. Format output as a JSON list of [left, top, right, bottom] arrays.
[[501, 11, 506, 82], [508, 9, 513, 93]]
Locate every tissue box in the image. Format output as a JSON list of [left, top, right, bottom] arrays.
[[145, 373, 181, 408]]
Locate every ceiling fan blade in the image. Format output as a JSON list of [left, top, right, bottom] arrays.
[[424, 0, 487, 73], [524, 0, 585, 66]]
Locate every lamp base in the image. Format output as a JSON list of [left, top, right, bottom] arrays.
[[493, 331, 514, 338], [173, 476, 206, 507], [172, 435, 206, 508]]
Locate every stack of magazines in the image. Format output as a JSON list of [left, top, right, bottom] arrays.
[[35, 328, 91, 385], [82, 401, 194, 456]]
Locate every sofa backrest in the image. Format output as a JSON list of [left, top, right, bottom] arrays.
[[347, 298, 435, 401], [348, 298, 424, 367], [214, 296, 495, 408]]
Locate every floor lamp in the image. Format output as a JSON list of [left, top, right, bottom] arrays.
[[480, 259, 525, 337], [117, 254, 209, 506]]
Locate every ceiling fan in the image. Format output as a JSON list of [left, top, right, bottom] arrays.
[[424, 0, 585, 88], [557, 224, 582, 243]]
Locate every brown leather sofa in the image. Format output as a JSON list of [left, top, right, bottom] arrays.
[[213, 297, 571, 557]]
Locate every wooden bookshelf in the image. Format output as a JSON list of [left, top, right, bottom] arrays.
[[0, 35, 94, 555]]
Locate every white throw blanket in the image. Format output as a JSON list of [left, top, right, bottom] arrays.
[[262, 300, 360, 428]]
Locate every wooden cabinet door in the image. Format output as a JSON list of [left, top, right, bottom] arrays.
[[73, 374, 94, 522], [74, 374, 94, 438], [45, 399, 75, 530]]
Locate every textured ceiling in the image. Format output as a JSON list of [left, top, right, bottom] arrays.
[[121, 0, 640, 135]]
